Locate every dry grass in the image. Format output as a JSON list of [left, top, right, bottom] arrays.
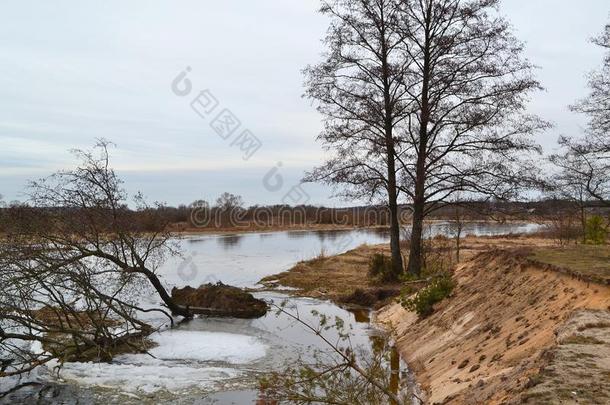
[[171, 283, 268, 318], [259, 235, 570, 304], [33, 306, 122, 329], [528, 244, 610, 284], [260, 244, 402, 303], [31, 307, 155, 363]]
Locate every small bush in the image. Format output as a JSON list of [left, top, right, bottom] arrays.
[[309, 247, 327, 265], [368, 253, 399, 282], [585, 215, 607, 245], [401, 274, 455, 317], [546, 213, 582, 245]]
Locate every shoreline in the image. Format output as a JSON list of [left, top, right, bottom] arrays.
[[173, 224, 389, 237], [375, 250, 610, 404], [170, 219, 546, 237], [261, 235, 610, 404]]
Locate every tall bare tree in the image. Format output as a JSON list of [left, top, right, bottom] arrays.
[[549, 136, 609, 210], [305, 0, 418, 277], [572, 21, 610, 154], [393, 0, 547, 275], [553, 22, 610, 207]]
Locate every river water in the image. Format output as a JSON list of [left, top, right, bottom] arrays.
[[3, 222, 540, 404]]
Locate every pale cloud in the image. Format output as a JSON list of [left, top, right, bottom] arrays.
[[1, 0, 609, 205]]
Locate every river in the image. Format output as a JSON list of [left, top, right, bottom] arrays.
[[2, 222, 540, 404]]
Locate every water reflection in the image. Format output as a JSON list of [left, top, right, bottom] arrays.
[[216, 234, 244, 249], [367, 334, 402, 404], [186, 223, 538, 256], [347, 307, 371, 324], [285, 230, 311, 240], [164, 223, 539, 290], [390, 346, 401, 404]]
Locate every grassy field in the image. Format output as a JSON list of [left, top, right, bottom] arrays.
[[528, 244, 610, 284]]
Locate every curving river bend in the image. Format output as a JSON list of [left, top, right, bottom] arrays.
[[4, 222, 540, 404]]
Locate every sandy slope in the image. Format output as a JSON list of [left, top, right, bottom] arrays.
[[518, 309, 610, 404], [376, 250, 610, 404]]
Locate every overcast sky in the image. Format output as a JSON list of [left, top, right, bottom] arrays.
[[1, 1, 609, 206]]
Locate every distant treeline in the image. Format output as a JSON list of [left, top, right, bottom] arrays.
[[4, 198, 608, 233]]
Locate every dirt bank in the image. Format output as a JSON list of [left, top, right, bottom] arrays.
[[519, 309, 610, 403], [171, 283, 268, 318], [376, 250, 610, 404], [259, 234, 556, 304], [260, 235, 609, 403]]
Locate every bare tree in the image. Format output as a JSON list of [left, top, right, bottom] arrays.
[[393, 0, 547, 275], [304, 0, 413, 277], [216, 192, 244, 211], [0, 220, 156, 377], [452, 199, 464, 262], [0, 141, 193, 380], [550, 138, 609, 208], [553, 22, 610, 207], [214, 192, 245, 227], [24, 141, 190, 317], [548, 136, 609, 241], [571, 21, 610, 154]]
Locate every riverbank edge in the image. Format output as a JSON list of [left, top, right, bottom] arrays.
[[375, 250, 610, 404], [170, 219, 545, 237], [261, 237, 610, 404]]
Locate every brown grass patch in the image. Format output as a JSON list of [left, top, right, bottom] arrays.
[[528, 244, 610, 284], [30, 306, 155, 363], [260, 244, 402, 304]]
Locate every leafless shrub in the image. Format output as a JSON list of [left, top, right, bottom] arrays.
[[0, 140, 188, 384], [259, 304, 415, 405]]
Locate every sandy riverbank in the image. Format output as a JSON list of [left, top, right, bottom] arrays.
[[377, 250, 610, 404], [264, 234, 610, 404]]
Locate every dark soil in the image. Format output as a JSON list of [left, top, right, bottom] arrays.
[[339, 287, 401, 308], [172, 282, 268, 318]]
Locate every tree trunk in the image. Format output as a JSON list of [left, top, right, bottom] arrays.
[[580, 201, 587, 244], [380, 17, 403, 278], [406, 9, 433, 277], [456, 228, 462, 263], [387, 179, 404, 276], [384, 125, 403, 276], [138, 267, 192, 318], [455, 205, 463, 263], [407, 200, 425, 276]]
